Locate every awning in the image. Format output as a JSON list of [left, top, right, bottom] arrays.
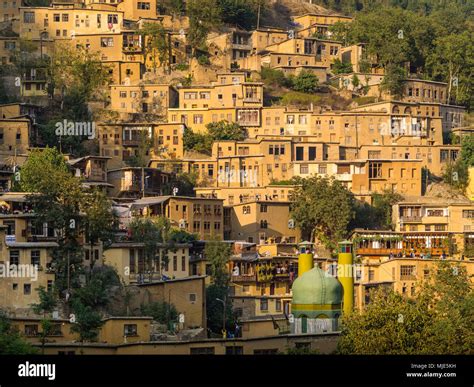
[[0, 193, 30, 202], [130, 196, 171, 210]]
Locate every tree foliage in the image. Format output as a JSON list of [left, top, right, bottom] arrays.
[[290, 177, 354, 254], [19, 148, 116, 297], [338, 261, 473, 354], [187, 0, 222, 52], [332, 58, 353, 75], [291, 71, 320, 93], [141, 301, 178, 325], [141, 22, 171, 73], [206, 121, 246, 141], [205, 238, 231, 287], [184, 121, 246, 155], [0, 311, 37, 354]]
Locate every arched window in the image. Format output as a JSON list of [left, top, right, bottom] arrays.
[[392, 106, 400, 114], [404, 107, 412, 114]]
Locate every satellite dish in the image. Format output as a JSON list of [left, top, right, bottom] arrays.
[[288, 219, 295, 229], [172, 187, 179, 196], [288, 314, 295, 323], [179, 313, 185, 322], [179, 219, 186, 229]]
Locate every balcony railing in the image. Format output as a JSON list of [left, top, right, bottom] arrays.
[[401, 215, 422, 223], [231, 273, 256, 282]]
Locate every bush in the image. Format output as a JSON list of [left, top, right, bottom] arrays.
[[260, 67, 292, 88], [332, 58, 353, 75], [141, 301, 178, 325], [175, 63, 189, 71], [292, 71, 319, 93], [197, 55, 210, 66], [279, 91, 322, 106]]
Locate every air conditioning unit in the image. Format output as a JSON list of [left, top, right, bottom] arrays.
[[179, 219, 186, 229]]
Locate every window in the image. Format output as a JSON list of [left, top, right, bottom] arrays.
[[101, 37, 114, 47], [31, 250, 40, 267], [137, 1, 150, 9], [24, 11, 35, 23], [296, 147, 304, 161], [193, 221, 200, 232], [400, 265, 416, 280], [24, 284, 31, 295], [318, 164, 327, 174], [254, 348, 279, 355], [242, 205, 251, 215], [308, 147, 316, 160], [225, 346, 243, 355], [275, 299, 282, 311], [260, 298, 268, 311], [62, 14, 68, 22], [193, 114, 203, 124], [368, 162, 382, 179], [10, 250, 19, 266], [107, 14, 118, 24], [25, 324, 38, 336], [260, 204, 267, 213], [300, 164, 308, 174], [434, 225, 446, 231], [368, 150, 381, 159], [127, 250, 136, 275], [190, 347, 215, 355], [463, 210, 474, 218], [189, 293, 197, 303], [124, 324, 137, 336]]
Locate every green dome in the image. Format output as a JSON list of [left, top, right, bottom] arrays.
[[292, 266, 343, 306]]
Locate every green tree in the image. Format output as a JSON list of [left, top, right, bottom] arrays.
[[187, 0, 222, 53], [82, 189, 116, 274], [371, 190, 404, 229], [183, 127, 213, 154], [380, 64, 406, 99], [332, 58, 353, 75], [206, 121, 246, 141], [129, 217, 169, 278], [18, 147, 70, 192], [0, 311, 37, 354], [31, 286, 58, 354], [290, 177, 354, 255], [70, 300, 103, 342], [141, 22, 171, 73], [48, 42, 110, 110], [292, 71, 319, 93], [141, 301, 178, 325], [338, 261, 473, 354], [217, 0, 266, 29], [125, 129, 152, 167], [206, 284, 234, 335], [205, 238, 231, 287], [260, 67, 292, 88], [427, 31, 474, 106]]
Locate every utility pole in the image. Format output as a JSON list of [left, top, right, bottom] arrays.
[[216, 297, 226, 338], [257, 2, 261, 30], [141, 167, 145, 198], [168, 32, 172, 75]]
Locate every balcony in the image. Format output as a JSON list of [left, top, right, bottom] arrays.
[[400, 215, 422, 223], [231, 273, 256, 283], [122, 45, 143, 54], [232, 43, 252, 51], [356, 247, 402, 256]]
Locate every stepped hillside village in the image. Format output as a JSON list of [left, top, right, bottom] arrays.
[[0, 0, 472, 355]]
